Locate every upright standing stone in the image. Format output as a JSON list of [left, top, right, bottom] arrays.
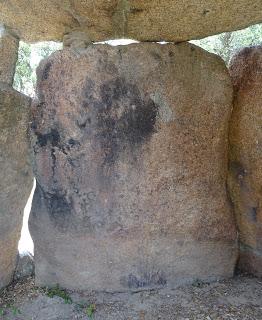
[[0, 83, 32, 288], [30, 43, 237, 291], [229, 46, 262, 277], [0, 25, 19, 85]]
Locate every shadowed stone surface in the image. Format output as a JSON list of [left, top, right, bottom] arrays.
[[228, 46, 262, 277], [0, 1, 262, 43], [0, 26, 19, 85], [14, 253, 34, 281], [0, 83, 33, 289], [30, 43, 237, 291]]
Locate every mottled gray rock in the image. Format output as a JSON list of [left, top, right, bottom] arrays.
[[14, 253, 34, 280], [0, 83, 33, 289], [30, 43, 237, 291], [228, 46, 262, 277]]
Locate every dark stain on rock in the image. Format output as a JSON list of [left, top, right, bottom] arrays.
[[203, 9, 210, 15], [130, 8, 144, 14], [150, 51, 162, 61], [81, 77, 158, 166], [225, 182, 235, 213], [50, 147, 57, 178], [42, 62, 52, 81], [229, 161, 247, 185], [249, 207, 258, 222], [67, 138, 80, 148], [30, 182, 43, 219], [30, 102, 46, 131], [44, 190, 73, 231], [83, 79, 96, 104], [122, 271, 167, 289], [76, 114, 92, 129], [31, 182, 72, 232], [36, 129, 61, 148]]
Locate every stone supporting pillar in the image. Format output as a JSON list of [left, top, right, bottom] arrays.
[[0, 24, 33, 289], [0, 83, 32, 288], [0, 25, 19, 85], [229, 46, 262, 277], [30, 43, 237, 291]]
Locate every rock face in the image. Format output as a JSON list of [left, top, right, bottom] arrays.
[[0, 26, 19, 85], [30, 43, 237, 291], [0, 1, 262, 43], [228, 46, 262, 277], [0, 83, 32, 289], [14, 253, 34, 281]]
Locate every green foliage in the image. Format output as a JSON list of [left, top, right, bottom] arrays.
[[191, 23, 262, 64], [85, 303, 96, 318], [0, 307, 4, 316], [13, 41, 61, 96], [0, 304, 21, 316], [10, 306, 21, 316], [13, 42, 34, 96], [46, 284, 72, 304], [77, 302, 96, 319]]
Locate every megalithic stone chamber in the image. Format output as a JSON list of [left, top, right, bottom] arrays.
[[30, 43, 237, 291]]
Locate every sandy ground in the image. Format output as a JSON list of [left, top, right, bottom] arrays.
[[0, 275, 261, 320]]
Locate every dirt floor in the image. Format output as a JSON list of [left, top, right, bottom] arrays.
[[0, 275, 261, 320]]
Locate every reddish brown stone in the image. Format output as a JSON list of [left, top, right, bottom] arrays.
[[30, 43, 237, 291], [229, 46, 262, 277]]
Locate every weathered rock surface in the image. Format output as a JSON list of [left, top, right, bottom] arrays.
[[0, 1, 262, 43], [0, 26, 19, 85], [0, 83, 33, 289], [30, 43, 237, 291], [14, 253, 34, 281], [228, 46, 262, 277]]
